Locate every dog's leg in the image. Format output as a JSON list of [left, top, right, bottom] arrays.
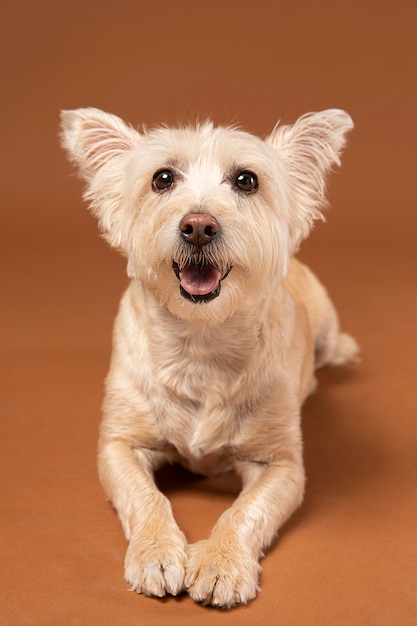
[[98, 439, 187, 597], [185, 445, 304, 608]]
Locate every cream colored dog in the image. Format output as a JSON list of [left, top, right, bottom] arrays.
[[61, 107, 359, 608]]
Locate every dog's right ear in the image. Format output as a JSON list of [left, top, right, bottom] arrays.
[[60, 108, 140, 180], [60, 108, 142, 250]]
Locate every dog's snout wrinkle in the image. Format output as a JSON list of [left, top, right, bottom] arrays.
[[180, 213, 219, 249]]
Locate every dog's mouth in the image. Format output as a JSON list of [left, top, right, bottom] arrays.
[[172, 261, 231, 303]]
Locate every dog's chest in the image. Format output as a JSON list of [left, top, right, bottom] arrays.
[[148, 319, 261, 456], [151, 321, 258, 403]]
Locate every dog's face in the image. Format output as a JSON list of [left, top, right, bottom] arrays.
[[61, 108, 353, 323]]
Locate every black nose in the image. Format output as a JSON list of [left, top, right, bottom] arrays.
[[179, 213, 219, 248]]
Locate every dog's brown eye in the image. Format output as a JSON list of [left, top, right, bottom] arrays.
[[152, 169, 175, 191], [235, 170, 258, 193]]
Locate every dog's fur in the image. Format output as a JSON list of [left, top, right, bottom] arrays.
[[60, 107, 359, 608]]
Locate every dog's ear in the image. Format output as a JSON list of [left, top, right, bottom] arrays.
[[60, 108, 140, 180], [266, 109, 353, 245], [60, 108, 141, 250]]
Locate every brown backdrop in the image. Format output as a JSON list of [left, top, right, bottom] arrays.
[[1, 1, 416, 624]]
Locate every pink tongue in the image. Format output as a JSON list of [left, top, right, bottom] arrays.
[[180, 263, 221, 296]]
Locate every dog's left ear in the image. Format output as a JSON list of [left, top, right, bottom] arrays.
[[266, 109, 353, 244]]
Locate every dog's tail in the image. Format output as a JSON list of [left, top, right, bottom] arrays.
[[325, 332, 361, 367]]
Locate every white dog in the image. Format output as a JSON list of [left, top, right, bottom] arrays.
[[61, 107, 359, 608]]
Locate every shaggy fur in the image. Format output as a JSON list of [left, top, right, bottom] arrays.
[[60, 107, 359, 608]]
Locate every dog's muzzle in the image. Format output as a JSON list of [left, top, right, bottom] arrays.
[[173, 213, 231, 303]]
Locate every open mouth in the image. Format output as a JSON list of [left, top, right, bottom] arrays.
[[172, 261, 230, 303]]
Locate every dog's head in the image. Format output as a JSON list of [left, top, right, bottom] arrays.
[[60, 108, 353, 323]]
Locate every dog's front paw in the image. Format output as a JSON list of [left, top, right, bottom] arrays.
[[125, 528, 187, 597], [185, 538, 261, 608]]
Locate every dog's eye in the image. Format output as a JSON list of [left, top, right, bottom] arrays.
[[234, 170, 258, 193], [152, 169, 175, 192]]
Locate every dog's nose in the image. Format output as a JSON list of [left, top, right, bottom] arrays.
[[180, 213, 219, 248]]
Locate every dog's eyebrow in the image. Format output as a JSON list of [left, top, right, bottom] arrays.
[[228, 163, 258, 176], [151, 158, 186, 180], [166, 157, 185, 172]]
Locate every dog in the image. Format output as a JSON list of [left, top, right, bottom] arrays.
[[60, 107, 359, 608]]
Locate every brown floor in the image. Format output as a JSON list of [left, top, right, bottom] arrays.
[[1, 1, 416, 624]]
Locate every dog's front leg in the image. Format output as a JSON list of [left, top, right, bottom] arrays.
[[98, 439, 187, 597], [185, 447, 304, 608]]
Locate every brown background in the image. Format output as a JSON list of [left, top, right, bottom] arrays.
[[1, 1, 416, 624]]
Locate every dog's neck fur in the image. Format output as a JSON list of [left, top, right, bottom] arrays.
[[136, 277, 267, 380]]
